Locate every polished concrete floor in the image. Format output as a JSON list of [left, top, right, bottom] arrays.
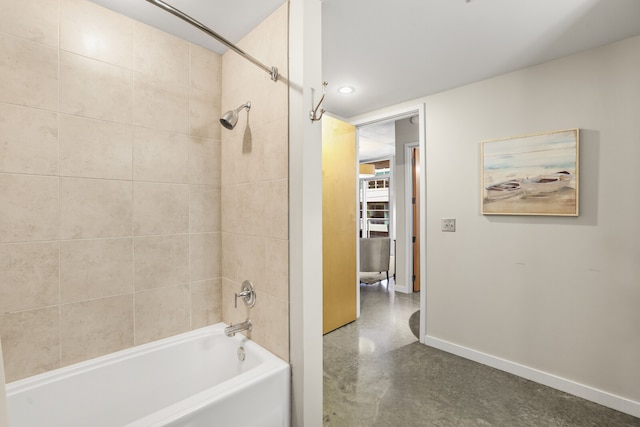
[[323, 281, 640, 427]]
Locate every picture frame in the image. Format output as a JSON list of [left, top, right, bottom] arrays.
[[481, 129, 579, 216]]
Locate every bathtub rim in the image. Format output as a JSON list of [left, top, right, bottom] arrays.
[[126, 353, 290, 426], [6, 322, 289, 396]]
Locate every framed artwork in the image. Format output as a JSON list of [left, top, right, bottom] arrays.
[[481, 129, 579, 216]]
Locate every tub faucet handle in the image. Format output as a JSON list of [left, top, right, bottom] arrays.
[[234, 280, 256, 308]]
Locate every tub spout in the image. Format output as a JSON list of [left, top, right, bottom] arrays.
[[225, 319, 252, 337]]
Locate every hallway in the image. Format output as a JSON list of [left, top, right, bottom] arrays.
[[323, 283, 640, 426]]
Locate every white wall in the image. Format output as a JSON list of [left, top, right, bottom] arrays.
[[289, 0, 324, 425], [351, 35, 640, 414], [0, 340, 8, 427]]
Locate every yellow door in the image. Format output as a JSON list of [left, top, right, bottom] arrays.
[[322, 115, 357, 334]]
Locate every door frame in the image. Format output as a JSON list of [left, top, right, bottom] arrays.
[[404, 142, 419, 293], [352, 103, 427, 343]]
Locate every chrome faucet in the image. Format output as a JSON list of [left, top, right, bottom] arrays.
[[225, 319, 252, 337], [234, 280, 256, 308]]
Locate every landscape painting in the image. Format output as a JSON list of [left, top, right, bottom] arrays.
[[481, 129, 579, 216]]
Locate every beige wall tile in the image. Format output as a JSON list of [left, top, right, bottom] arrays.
[[260, 117, 288, 181], [220, 49, 249, 110], [133, 182, 189, 236], [59, 115, 133, 180], [60, 177, 132, 239], [60, 238, 133, 304], [221, 185, 238, 234], [246, 81, 288, 134], [221, 232, 237, 282], [236, 235, 265, 287], [0, 174, 58, 243], [220, 56, 253, 127], [235, 124, 263, 184], [190, 44, 222, 99], [260, 76, 289, 129], [133, 22, 189, 86], [0, 0, 59, 46], [60, 51, 133, 123], [0, 0, 290, 372], [216, 1, 289, 362], [220, 130, 238, 186], [0, 34, 58, 110], [60, 295, 134, 366], [189, 136, 221, 185], [236, 181, 266, 236], [133, 73, 189, 135], [248, 78, 288, 136], [191, 279, 222, 329], [262, 4, 289, 77], [0, 242, 59, 313], [190, 95, 221, 143], [134, 234, 189, 291], [134, 284, 190, 345], [0, 307, 60, 382], [190, 185, 221, 233], [264, 179, 288, 239], [264, 238, 289, 301], [251, 292, 289, 362], [133, 128, 189, 183], [259, 6, 289, 128], [190, 233, 221, 281], [190, 44, 222, 140], [60, 0, 133, 68], [0, 103, 58, 175]]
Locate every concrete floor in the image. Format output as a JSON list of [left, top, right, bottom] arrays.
[[323, 282, 640, 427]]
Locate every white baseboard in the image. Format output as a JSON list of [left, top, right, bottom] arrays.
[[393, 283, 410, 294], [424, 335, 640, 419]]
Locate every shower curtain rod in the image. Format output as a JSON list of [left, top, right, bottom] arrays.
[[145, 0, 279, 81]]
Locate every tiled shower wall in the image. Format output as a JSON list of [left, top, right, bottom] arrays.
[[221, 4, 290, 361], [0, 0, 223, 382]]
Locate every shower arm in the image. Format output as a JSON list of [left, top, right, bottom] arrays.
[[144, 0, 279, 82]]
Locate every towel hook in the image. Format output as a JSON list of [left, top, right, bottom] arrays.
[[310, 81, 328, 122]]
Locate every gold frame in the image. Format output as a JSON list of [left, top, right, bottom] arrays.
[[481, 129, 579, 216]]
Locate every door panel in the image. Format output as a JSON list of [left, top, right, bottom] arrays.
[[322, 115, 357, 334]]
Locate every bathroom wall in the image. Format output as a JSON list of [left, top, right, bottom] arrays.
[[0, 0, 223, 382], [220, 3, 290, 362], [352, 35, 640, 408]]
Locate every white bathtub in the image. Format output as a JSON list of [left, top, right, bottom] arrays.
[[6, 323, 290, 427]]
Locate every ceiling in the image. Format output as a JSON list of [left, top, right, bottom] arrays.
[[91, 0, 640, 120], [89, 0, 285, 55], [358, 121, 397, 162], [322, 0, 640, 118]]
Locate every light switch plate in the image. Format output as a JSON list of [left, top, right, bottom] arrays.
[[441, 218, 456, 232]]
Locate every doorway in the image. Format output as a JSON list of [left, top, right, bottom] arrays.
[[353, 104, 426, 341], [322, 105, 427, 423], [322, 104, 427, 422]]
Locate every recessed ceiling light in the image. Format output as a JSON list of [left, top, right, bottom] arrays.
[[337, 86, 355, 95]]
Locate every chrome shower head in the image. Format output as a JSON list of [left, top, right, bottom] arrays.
[[220, 101, 251, 130]]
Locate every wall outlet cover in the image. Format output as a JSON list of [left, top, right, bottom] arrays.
[[441, 218, 456, 232]]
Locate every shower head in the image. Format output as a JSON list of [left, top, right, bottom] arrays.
[[220, 102, 251, 130]]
